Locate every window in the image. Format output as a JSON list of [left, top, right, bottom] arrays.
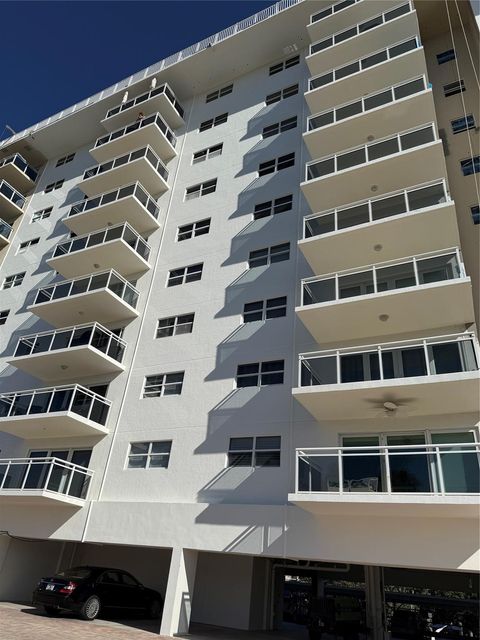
[[156, 313, 195, 338], [127, 441, 172, 468], [262, 116, 297, 139], [258, 153, 295, 177], [177, 218, 211, 241], [185, 179, 217, 200], [32, 207, 53, 222], [265, 84, 299, 105], [236, 360, 285, 387], [461, 156, 480, 176], [437, 49, 456, 64], [56, 153, 75, 167], [471, 204, 480, 225], [451, 114, 475, 134], [243, 296, 287, 322], [228, 436, 281, 467], [167, 263, 203, 287], [254, 195, 293, 220], [269, 55, 300, 75], [192, 143, 223, 164], [199, 113, 228, 132], [443, 80, 465, 97], [17, 238, 39, 254], [249, 242, 290, 268], [143, 373, 184, 397], [206, 84, 233, 103], [0, 310, 9, 325], [44, 179, 64, 193], [2, 272, 25, 289]]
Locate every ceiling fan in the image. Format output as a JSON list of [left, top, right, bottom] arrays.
[[363, 397, 417, 418]]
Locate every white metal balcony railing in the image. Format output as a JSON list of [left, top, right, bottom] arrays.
[[32, 270, 139, 310], [0, 179, 25, 209], [0, 218, 12, 239], [308, 37, 420, 91], [0, 457, 92, 501], [105, 83, 185, 122], [51, 222, 150, 263], [295, 442, 480, 495], [307, 76, 427, 132], [0, 153, 37, 182], [299, 333, 479, 387], [306, 124, 437, 181], [95, 113, 176, 150], [309, 1, 412, 55], [0, 384, 111, 427], [83, 147, 168, 184], [303, 180, 448, 239], [13, 322, 126, 364], [301, 249, 464, 306], [311, 0, 361, 24]]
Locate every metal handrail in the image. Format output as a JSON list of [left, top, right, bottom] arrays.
[[105, 83, 184, 120], [95, 112, 176, 149], [83, 146, 168, 184], [68, 182, 159, 220], [0, 180, 25, 208]]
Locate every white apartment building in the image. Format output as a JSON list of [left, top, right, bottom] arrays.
[[0, 1, 478, 637]]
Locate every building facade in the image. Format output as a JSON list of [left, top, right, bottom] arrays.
[[0, 1, 478, 637]]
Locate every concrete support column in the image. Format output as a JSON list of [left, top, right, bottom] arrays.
[[365, 565, 386, 640], [160, 547, 198, 637]]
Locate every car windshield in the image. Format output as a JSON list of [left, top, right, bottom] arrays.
[[56, 567, 92, 580]]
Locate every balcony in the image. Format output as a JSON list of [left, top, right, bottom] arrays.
[[0, 384, 110, 438], [307, 2, 417, 77], [0, 154, 37, 193], [65, 182, 160, 236], [47, 222, 151, 279], [304, 76, 435, 158], [0, 180, 26, 222], [301, 124, 446, 211], [9, 323, 126, 383], [80, 147, 168, 198], [293, 333, 480, 421], [300, 181, 460, 273], [102, 83, 185, 131], [0, 218, 12, 248], [0, 457, 92, 507], [290, 442, 480, 518], [308, 0, 398, 43], [91, 113, 177, 164], [305, 38, 426, 114], [297, 250, 473, 343], [28, 270, 139, 328]]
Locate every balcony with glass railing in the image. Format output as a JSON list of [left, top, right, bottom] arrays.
[[0, 179, 26, 222], [0, 457, 93, 507], [301, 124, 446, 212], [9, 322, 126, 382], [91, 113, 177, 164], [304, 76, 435, 159], [0, 384, 111, 438], [0, 218, 12, 248], [47, 222, 151, 279], [297, 249, 473, 343], [102, 83, 185, 132], [307, 2, 417, 77], [290, 442, 480, 517], [305, 37, 426, 115], [80, 146, 168, 198], [300, 181, 460, 274], [65, 182, 160, 236], [0, 153, 37, 193], [28, 270, 139, 328], [293, 333, 480, 420]]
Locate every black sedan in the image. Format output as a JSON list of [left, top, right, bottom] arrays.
[[32, 565, 163, 621]]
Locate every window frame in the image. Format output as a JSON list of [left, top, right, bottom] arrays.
[[258, 153, 295, 177], [451, 114, 475, 134], [192, 143, 223, 164], [248, 242, 290, 268], [2, 272, 26, 289], [185, 179, 217, 200], [156, 313, 195, 338], [127, 440, 172, 469], [269, 55, 300, 76], [55, 153, 75, 167], [443, 80, 465, 97], [236, 360, 285, 387], [177, 218, 211, 241], [205, 84, 233, 103], [17, 237, 40, 254], [460, 156, 480, 176], [243, 296, 287, 323], [253, 195, 293, 220], [167, 263, 203, 287], [0, 309, 9, 325], [44, 179, 64, 193], [142, 372, 185, 398], [227, 436, 281, 467], [436, 49, 456, 64], [265, 84, 299, 105], [32, 207, 53, 222], [471, 204, 480, 225], [199, 112, 228, 132]]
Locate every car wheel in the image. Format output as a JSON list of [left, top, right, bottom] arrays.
[[79, 595, 101, 621], [44, 606, 60, 616], [148, 598, 162, 619]]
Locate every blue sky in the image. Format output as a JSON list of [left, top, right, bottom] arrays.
[[1, 0, 277, 140]]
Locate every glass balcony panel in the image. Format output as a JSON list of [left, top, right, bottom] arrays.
[[428, 343, 470, 375], [308, 159, 335, 179], [0, 398, 13, 418], [386, 434, 431, 493], [90, 398, 109, 426], [106, 226, 124, 242], [416, 253, 459, 285], [50, 389, 74, 412], [364, 89, 392, 111], [311, 37, 333, 54], [24, 461, 50, 490], [70, 278, 90, 296], [15, 339, 34, 357], [401, 126, 434, 150], [309, 112, 334, 129], [0, 220, 12, 238], [367, 137, 399, 161], [336, 60, 360, 79], [305, 213, 335, 237], [337, 203, 370, 229], [83, 232, 103, 249], [107, 338, 125, 362], [71, 326, 93, 348], [69, 470, 90, 498], [33, 335, 54, 353], [29, 391, 53, 414], [11, 394, 33, 416], [310, 72, 333, 90], [432, 433, 479, 493], [119, 184, 136, 199], [299, 455, 337, 492], [303, 278, 336, 305], [376, 262, 416, 291], [336, 100, 363, 120], [301, 356, 338, 386], [52, 330, 74, 350], [382, 347, 427, 379], [2, 463, 28, 489], [361, 50, 388, 69], [385, 2, 411, 21], [338, 270, 374, 298], [394, 77, 425, 100], [337, 148, 366, 171], [52, 283, 72, 300], [340, 353, 380, 382], [359, 15, 383, 32], [407, 183, 446, 211], [89, 273, 109, 291], [335, 26, 357, 42], [47, 465, 71, 493], [90, 327, 110, 354], [390, 38, 418, 58], [371, 193, 407, 220], [343, 440, 384, 491], [70, 390, 92, 419]]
